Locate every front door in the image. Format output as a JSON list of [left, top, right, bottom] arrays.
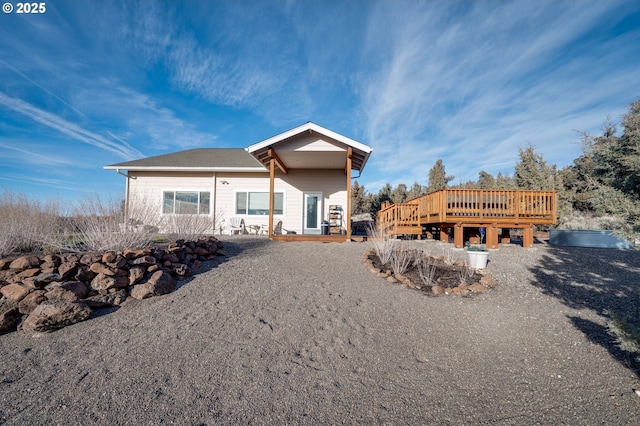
[[303, 192, 322, 234]]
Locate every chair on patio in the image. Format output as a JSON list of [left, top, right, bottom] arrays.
[[228, 217, 247, 235], [260, 219, 283, 235]]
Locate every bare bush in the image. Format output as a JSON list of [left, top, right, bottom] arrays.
[[389, 246, 413, 275], [416, 252, 438, 286], [162, 214, 214, 240], [457, 264, 473, 285], [52, 194, 157, 253], [0, 189, 64, 255], [367, 223, 396, 265]]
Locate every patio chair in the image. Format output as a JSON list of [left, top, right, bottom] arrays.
[[260, 219, 283, 235], [228, 217, 246, 235]]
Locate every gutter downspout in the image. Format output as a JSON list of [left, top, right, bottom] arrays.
[[213, 173, 217, 235], [116, 169, 135, 232]]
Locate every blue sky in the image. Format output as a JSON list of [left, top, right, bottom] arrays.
[[1, 0, 639, 202]]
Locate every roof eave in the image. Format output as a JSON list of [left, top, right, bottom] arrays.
[[246, 122, 372, 155], [103, 166, 267, 172]]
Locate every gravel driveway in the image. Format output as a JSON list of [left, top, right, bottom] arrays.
[[1, 236, 639, 424]]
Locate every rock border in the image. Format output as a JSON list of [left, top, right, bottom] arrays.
[[0, 237, 224, 334]]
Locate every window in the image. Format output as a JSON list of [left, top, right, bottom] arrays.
[[235, 192, 283, 215], [163, 191, 210, 215]]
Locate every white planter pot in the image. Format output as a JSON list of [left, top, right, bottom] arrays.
[[467, 250, 488, 269]]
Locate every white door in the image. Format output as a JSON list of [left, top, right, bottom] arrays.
[[303, 192, 322, 234]]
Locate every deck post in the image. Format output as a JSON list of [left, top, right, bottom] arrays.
[[523, 225, 534, 248], [454, 223, 463, 248], [439, 225, 449, 242], [486, 224, 499, 249]]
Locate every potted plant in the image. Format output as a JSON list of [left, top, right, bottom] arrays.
[[466, 245, 489, 269]]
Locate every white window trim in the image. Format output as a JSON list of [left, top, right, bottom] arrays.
[[233, 189, 286, 217], [161, 189, 212, 216]]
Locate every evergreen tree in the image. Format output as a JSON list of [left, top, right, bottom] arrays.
[[427, 159, 454, 192], [351, 181, 369, 215], [514, 144, 558, 190], [390, 184, 408, 204], [477, 171, 496, 189], [406, 182, 425, 200]]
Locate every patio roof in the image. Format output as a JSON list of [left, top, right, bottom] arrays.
[[245, 122, 372, 174]]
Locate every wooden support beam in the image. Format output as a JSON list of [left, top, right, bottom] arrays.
[[439, 225, 449, 242], [454, 223, 463, 248], [486, 224, 499, 249], [267, 148, 288, 174], [345, 147, 352, 240], [523, 225, 534, 248], [269, 158, 275, 238]]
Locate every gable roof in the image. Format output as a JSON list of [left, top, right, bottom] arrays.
[[246, 122, 372, 172], [104, 123, 373, 173], [104, 148, 265, 172]]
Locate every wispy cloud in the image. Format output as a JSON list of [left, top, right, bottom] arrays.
[[0, 92, 144, 160], [357, 1, 640, 185]]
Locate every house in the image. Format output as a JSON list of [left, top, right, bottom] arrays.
[[104, 122, 373, 241]]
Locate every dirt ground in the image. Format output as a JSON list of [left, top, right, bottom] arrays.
[[1, 236, 639, 424]]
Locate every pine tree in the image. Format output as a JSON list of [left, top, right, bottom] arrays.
[[427, 159, 454, 192]]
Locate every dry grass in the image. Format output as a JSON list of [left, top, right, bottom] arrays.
[[0, 190, 219, 256], [416, 252, 438, 286], [367, 223, 396, 266]]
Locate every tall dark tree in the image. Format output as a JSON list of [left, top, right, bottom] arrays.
[[427, 159, 454, 192], [406, 182, 425, 200], [390, 184, 408, 204], [514, 144, 558, 190], [351, 180, 369, 215], [477, 171, 496, 189]]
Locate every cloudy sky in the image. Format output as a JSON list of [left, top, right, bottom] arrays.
[[1, 0, 639, 202]]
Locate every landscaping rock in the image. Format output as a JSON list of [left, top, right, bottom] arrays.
[[432, 285, 444, 295], [0, 236, 222, 336], [75, 266, 96, 283], [0, 284, 31, 303], [23, 273, 62, 289], [130, 270, 176, 300], [0, 258, 16, 271], [89, 262, 115, 276], [101, 251, 117, 264], [42, 254, 61, 269], [131, 256, 157, 266], [16, 268, 42, 279], [0, 299, 21, 334], [90, 273, 128, 291], [58, 261, 78, 279], [79, 253, 101, 266], [84, 289, 127, 308], [18, 290, 47, 314], [469, 283, 488, 293], [22, 300, 91, 333], [128, 266, 145, 285], [173, 263, 191, 278], [9, 256, 40, 271], [46, 281, 89, 301]]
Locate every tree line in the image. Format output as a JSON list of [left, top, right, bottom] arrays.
[[352, 99, 640, 239]]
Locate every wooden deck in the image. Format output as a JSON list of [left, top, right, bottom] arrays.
[[377, 189, 557, 248]]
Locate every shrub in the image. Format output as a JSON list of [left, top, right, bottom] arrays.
[[366, 223, 396, 265], [0, 189, 64, 256], [389, 246, 413, 275], [415, 252, 438, 286]]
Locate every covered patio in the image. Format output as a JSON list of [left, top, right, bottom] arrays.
[[245, 122, 372, 241]]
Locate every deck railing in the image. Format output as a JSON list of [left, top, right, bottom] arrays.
[[377, 201, 420, 238], [377, 189, 556, 238]]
